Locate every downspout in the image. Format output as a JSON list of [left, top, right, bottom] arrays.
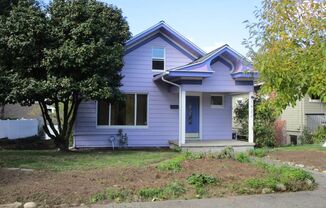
[[161, 75, 183, 147]]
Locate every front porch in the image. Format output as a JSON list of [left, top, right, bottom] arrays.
[[153, 45, 257, 150], [169, 139, 255, 153]]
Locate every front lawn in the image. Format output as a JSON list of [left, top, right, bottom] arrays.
[[274, 144, 326, 152], [0, 149, 315, 207], [0, 149, 179, 171], [268, 144, 326, 172]]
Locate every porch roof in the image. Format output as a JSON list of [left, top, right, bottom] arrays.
[[153, 45, 259, 81]]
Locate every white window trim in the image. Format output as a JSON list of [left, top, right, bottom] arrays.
[[152, 47, 165, 71], [309, 98, 321, 103], [96, 93, 149, 129], [210, 94, 224, 108]]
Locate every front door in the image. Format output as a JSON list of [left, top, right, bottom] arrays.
[[186, 96, 200, 139]]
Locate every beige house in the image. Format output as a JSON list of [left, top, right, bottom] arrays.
[[280, 95, 326, 144], [232, 93, 326, 144]]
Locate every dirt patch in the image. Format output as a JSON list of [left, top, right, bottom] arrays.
[[269, 150, 326, 171], [0, 158, 266, 206]]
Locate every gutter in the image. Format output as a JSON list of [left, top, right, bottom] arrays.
[[161, 75, 183, 147]]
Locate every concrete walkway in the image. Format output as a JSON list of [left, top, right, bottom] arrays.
[[89, 171, 326, 208]]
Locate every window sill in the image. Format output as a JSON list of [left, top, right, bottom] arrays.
[[309, 99, 321, 103], [211, 105, 224, 109], [96, 125, 148, 129], [152, 69, 165, 73]]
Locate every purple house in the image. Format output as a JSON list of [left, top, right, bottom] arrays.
[[73, 21, 257, 151]]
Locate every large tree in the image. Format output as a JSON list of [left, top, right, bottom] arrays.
[[244, 0, 325, 113], [0, 0, 130, 150], [0, 0, 20, 118], [0, 0, 19, 16]]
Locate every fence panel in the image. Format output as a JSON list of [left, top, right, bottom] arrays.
[[0, 119, 39, 139]]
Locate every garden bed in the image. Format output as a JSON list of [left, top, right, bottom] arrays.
[[268, 145, 326, 172], [0, 149, 316, 207]]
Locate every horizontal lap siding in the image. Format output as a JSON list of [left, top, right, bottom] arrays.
[[183, 62, 253, 93], [202, 94, 232, 140], [199, 61, 244, 140], [74, 36, 193, 148]]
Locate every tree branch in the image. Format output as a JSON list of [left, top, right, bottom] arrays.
[[39, 101, 56, 140], [66, 98, 81, 140], [39, 101, 60, 137], [54, 99, 62, 134]]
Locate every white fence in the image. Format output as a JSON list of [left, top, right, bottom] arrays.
[[0, 119, 39, 139]]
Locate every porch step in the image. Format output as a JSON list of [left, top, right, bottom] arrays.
[[169, 139, 254, 153]]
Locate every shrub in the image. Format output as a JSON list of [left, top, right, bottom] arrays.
[[156, 152, 204, 172], [162, 181, 186, 199], [185, 151, 204, 160], [234, 96, 277, 148], [187, 173, 219, 197], [156, 154, 186, 172], [245, 177, 278, 189], [217, 146, 235, 159], [313, 126, 326, 144], [187, 174, 218, 187], [252, 162, 315, 192], [90, 188, 133, 203], [299, 128, 314, 144], [139, 188, 163, 199], [255, 120, 276, 148], [249, 148, 269, 158], [235, 152, 250, 163], [139, 181, 185, 200]]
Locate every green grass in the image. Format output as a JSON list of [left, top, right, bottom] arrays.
[[234, 160, 316, 194], [275, 144, 326, 152], [0, 149, 179, 171], [90, 181, 186, 203], [248, 148, 270, 157], [139, 181, 186, 200], [156, 152, 204, 172]]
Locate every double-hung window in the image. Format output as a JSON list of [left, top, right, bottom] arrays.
[[97, 94, 148, 126], [152, 47, 165, 70], [309, 94, 321, 103], [210, 95, 224, 108]]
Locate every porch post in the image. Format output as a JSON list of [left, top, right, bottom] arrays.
[[248, 91, 254, 143], [179, 89, 186, 146]]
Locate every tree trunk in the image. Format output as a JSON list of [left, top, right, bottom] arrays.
[[0, 104, 4, 119], [38, 97, 81, 151]]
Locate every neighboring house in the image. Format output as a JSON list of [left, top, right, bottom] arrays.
[[232, 85, 326, 145], [73, 21, 258, 150], [1, 104, 42, 119], [280, 95, 326, 144]]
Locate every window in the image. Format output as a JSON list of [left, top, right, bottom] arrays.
[[152, 47, 165, 70], [97, 94, 148, 126], [309, 94, 321, 103], [211, 95, 224, 108]]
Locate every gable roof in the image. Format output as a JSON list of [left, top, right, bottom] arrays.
[[169, 44, 251, 72], [125, 21, 205, 59], [153, 44, 258, 81]]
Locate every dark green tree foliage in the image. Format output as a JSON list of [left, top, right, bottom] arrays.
[[0, 0, 130, 150], [0, 0, 21, 118], [234, 96, 276, 147], [0, 0, 19, 16]]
